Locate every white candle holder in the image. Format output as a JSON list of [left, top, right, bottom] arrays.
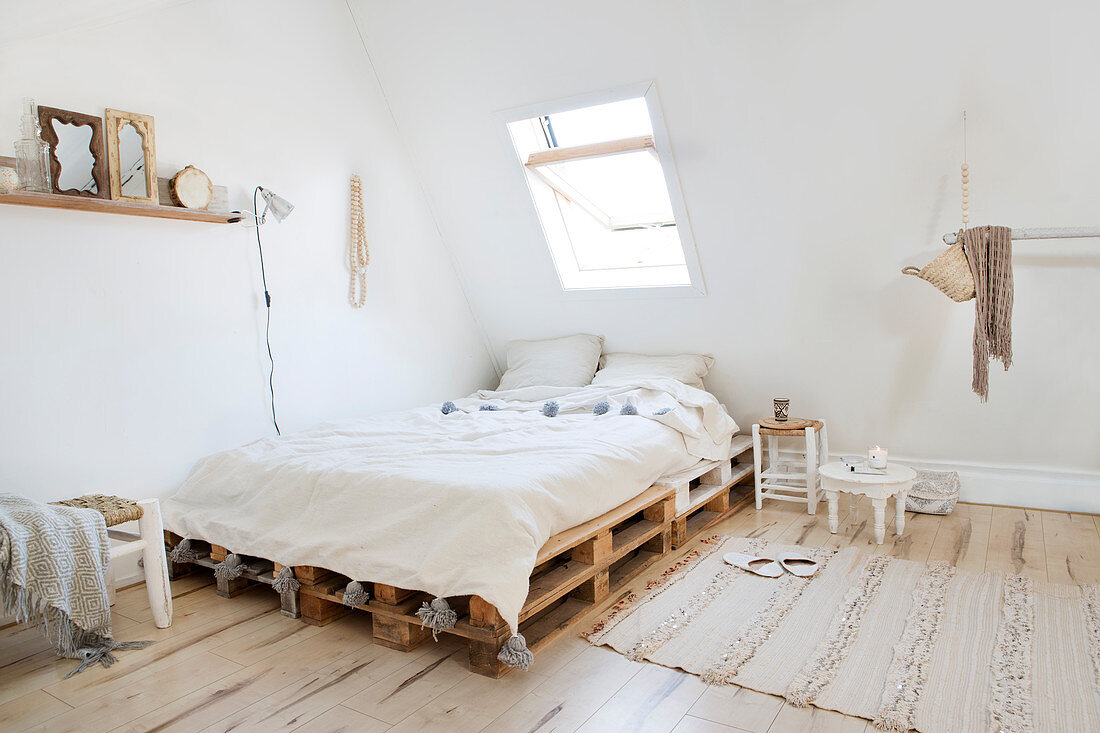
[[868, 446, 888, 469]]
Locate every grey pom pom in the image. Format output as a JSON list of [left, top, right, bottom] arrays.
[[593, 401, 610, 415], [620, 404, 638, 416], [479, 404, 500, 411], [416, 597, 458, 640], [271, 565, 300, 594], [341, 580, 369, 607], [214, 553, 249, 582], [653, 407, 673, 415], [542, 401, 559, 417], [497, 633, 534, 670], [169, 538, 198, 564], [441, 401, 457, 414]]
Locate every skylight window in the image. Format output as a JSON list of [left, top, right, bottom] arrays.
[[506, 88, 702, 293]]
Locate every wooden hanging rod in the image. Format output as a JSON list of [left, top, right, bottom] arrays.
[[942, 226, 1100, 245]]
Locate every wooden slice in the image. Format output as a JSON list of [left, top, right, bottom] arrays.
[[759, 417, 816, 431], [168, 165, 213, 209]]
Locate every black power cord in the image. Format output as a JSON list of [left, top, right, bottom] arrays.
[[253, 186, 280, 436]]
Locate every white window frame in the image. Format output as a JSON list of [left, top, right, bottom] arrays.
[[498, 82, 707, 298], [524, 135, 674, 230]]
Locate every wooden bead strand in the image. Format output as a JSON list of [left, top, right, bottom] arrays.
[[961, 163, 970, 225], [349, 175, 369, 308]]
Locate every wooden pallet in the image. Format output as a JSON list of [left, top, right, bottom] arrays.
[[656, 434, 755, 548], [164, 486, 677, 678], [288, 485, 676, 677], [161, 532, 301, 618]]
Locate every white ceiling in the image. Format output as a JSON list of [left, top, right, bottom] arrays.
[[1, 0, 195, 46]]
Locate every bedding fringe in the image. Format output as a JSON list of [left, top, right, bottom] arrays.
[[271, 566, 300, 594], [341, 580, 369, 607], [168, 538, 197, 564], [213, 553, 249, 582], [416, 597, 458, 640], [0, 572, 152, 679], [497, 633, 534, 670]]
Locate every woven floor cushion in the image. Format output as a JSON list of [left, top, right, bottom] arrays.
[[906, 470, 960, 515]]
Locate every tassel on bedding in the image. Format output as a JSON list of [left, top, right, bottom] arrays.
[[416, 597, 458, 640], [541, 401, 559, 417], [341, 580, 369, 607], [593, 401, 610, 415], [271, 566, 300, 594], [441, 401, 457, 414], [213, 553, 249, 582], [168, 538, 197, 564], [498, 633, 534, 670], [619, 404, 638, 416]]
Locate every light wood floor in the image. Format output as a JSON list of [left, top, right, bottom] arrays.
[[3, 496, 1099, 733]]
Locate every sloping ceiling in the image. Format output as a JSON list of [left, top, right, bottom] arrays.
[[0, 0, 195, 46], [349, 0, 1100, 508]]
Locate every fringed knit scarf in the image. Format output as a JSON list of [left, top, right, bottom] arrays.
[[962, 225, 1013, 401]]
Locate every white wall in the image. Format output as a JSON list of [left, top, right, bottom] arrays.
[[0, 0, 495, 544], [352, 0, 1100, 511]]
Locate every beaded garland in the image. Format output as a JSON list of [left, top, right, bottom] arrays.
[[349, 175, 369, 308]]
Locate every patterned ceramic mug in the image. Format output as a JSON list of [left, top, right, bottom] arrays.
[[773, 398, 789, 422]]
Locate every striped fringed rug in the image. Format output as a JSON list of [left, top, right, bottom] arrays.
[[585, 536, 1100, 733]]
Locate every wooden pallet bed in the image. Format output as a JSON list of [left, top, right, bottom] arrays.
[[165, 485, 676, 677], [163, 539, 303, 618], [655, 434, 755, 548]]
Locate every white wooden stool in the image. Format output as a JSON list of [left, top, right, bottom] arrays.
[[752, 418, 828, 514], [53, 495, 173, 628]]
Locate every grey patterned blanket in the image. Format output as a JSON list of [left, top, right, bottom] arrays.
[[0, 492, 150, 677]]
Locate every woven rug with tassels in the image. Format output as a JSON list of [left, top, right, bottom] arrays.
[[586, 536, 1100, 732]]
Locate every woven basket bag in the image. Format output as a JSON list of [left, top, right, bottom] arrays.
[[902, 234, 976, 303]]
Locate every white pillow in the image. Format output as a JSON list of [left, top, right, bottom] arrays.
[[591, 352, 715, 389], [496, 334, 604, 390]]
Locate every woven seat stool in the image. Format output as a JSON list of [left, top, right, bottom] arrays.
[[54, 494, 173, 628], [751, 418, 829, 514]]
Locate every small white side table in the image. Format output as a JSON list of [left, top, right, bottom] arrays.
[[818, 462, 917, 544]]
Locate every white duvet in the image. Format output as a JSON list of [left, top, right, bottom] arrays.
[[162, 378, 737, 633]]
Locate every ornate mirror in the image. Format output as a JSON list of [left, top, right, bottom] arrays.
[[37, 106, 108, 198], [105, 108, 158, 204]]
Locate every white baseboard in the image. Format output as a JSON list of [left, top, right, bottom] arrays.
[[776, 449, 1100, 514], [895, 456, 1100, 514], [116, 570, 145, 589]]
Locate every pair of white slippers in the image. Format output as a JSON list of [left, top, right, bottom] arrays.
[[724, 551, 819, 578]]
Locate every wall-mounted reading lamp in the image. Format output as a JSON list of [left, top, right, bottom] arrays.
[[230, 187, 295, 436]]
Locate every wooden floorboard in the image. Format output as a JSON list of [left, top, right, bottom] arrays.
[[0, 498, 1094, 732]]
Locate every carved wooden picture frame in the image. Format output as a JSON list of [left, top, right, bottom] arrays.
[[105, 108, 159, 205], [37, 106, 109, 198]]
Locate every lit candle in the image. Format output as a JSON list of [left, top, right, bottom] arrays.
[[868, 445, 888, 469]]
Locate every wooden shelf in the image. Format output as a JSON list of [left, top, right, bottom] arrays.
[[0, 189, 236, 224]]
